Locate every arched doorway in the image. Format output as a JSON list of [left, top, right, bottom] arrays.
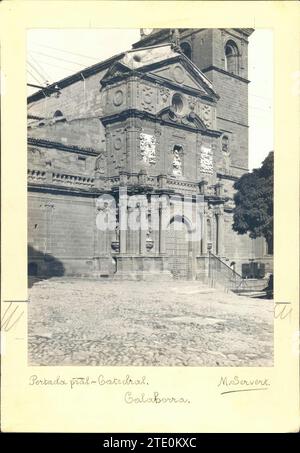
[[165, 216, 193, 279]]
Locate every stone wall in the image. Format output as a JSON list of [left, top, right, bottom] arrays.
[[205, 71, 249, 172], [27, 69, 107, 120], [28, 191, 97, 276], [28, 144, 97, 177], [28, 117, 105, 152]]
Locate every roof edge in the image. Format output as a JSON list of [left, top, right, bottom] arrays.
[[27, 51, 125, 104]]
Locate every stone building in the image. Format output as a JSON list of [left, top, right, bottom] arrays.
[[27, 28, 270, 281]]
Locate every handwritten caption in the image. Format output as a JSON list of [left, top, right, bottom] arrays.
[[28, 374, 191, 404]]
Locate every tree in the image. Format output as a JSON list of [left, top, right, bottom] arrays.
[[232, 152, 273, 254]]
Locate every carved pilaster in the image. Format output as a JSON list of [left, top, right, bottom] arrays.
[[201, 212, 207, 255], [159, 204, 168, 254], [215, 205, 224, 257], [119, 188, 128, 253], [139, 199, 148, 254]]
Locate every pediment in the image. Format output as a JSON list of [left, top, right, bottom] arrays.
[[150, 63, 205, 92], [102, 47, 218, 101], [140, 56, 218, 101]]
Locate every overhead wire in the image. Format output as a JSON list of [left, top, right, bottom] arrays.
[[27, 60, 49, 85], [30, 42, 99, 61], [28, 52, 52, 84], [26, 67, 44, 86], [30, 50, 87, 67], [31, 59, 85, 73]]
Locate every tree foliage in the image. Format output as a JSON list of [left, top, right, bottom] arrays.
[[232, 152, 273, 253]]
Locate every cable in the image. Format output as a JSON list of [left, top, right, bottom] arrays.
[[30, 50, 87, 67], [33, 59, 84, 73], [27, 60, 48, 86], [28, 52, 52, 84], [30, 42, 99, 61], [26, 67, 44, 86]]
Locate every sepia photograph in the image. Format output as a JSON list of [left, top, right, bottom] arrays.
[[26, 27, 274, 367]]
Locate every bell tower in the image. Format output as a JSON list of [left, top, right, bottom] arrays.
[[133, 28, 254, 176]]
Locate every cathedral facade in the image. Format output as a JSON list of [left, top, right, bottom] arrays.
[[27, 28, 268, 281]]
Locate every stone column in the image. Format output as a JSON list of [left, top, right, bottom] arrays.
[[139, 199, 148, 254], [119, 188, 127, 253], [201, 213, 207, 255], [159, 203, 168, 254], [216, 206, 225, 257]]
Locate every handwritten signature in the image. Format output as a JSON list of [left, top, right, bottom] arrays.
[[274, 302, 292, 320], [1, 302, 24, 332], [218, 376, 270, 395]]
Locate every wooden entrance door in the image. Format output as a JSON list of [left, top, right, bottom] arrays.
[[165, 220, 191, 279]]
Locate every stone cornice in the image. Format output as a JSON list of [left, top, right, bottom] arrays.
[[201, 65, 250, 84], [28, 137, 100, 156], [101, 108, 222, 137], [28, 184, 102, 197], [217, 172, 239, 181], [233, 28, 254, 38]]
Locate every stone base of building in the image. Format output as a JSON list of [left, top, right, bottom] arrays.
[[113, 254, 173, 280], [28, 251, 272, 287], [113, 271, 173, 281]]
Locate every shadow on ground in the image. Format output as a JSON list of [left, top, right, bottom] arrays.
[[28, 245, 65, 288]]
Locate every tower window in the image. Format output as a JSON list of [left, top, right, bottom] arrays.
[[225, 40, 239, 75], [171, 93, 184, 113], [180, 42, 192, 60]]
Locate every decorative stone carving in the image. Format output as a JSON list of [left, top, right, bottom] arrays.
[[113, 89, 124, 107], [141, 85, 154, 112], [96, 197, 116, 228], [188, 96, 197, 111], [171, 29, 180, 47], [146, 228, 154, 251], [95, 152, 106, 174], [200, 144, 213, 174], [29, 147, 43, 165], [114, 137, 122, 150], [160, 87, 170, 103], [201, 104, 212, 128], [172, 147, 183, 177], [111, 130, 126, 170], [214, 205, 224, 215], [140, 133, 156, 165], [172, 64, 185, 84], [30, 147, 41, 157]]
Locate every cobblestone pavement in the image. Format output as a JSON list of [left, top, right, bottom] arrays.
[[28, 279, 273, 366]]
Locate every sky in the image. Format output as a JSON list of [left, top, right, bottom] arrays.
[[27, 29, 273, 170]]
